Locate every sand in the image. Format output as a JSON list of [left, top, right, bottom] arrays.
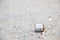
[[0, 0, 60, 40]]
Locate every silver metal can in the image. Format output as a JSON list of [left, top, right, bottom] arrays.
[[35, 24, 44, 32]]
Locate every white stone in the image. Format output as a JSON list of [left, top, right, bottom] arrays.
[[49, 18, 53, 21], [30, 32, 34, 35]]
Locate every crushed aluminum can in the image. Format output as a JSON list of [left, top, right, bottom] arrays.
[[35, 24, 44, 32]]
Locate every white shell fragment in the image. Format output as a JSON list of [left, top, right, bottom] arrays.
[[49, 18, 53, 21], [35, 24, 44, 32]]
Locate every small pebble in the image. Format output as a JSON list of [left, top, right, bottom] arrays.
[[26, 33, 29, 36], [30, 32, 34, 35], [24, 35, 26, 37], [48, 16, 53, 21], [49, 18, 53, 21]]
